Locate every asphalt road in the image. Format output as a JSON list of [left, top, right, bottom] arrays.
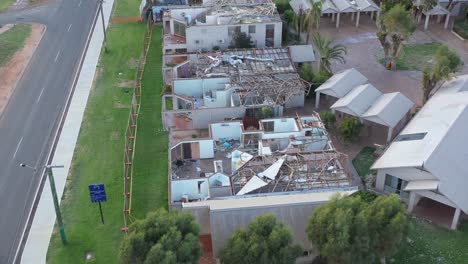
[[0, 1, 100, 262]]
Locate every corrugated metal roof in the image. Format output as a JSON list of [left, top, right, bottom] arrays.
[[331, 83, 382, 116], [361, 92, 414, 128], [315, 68, 368, 98]]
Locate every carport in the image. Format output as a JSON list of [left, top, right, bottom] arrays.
[[289, 0, 380, 28], [421, 5, 451, 30], [314, 68, 368, 108], [317, 69, 414, 142]]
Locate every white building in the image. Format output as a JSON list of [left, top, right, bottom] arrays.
[[162, 3, 282, 54], [163, 48, 310, 130], [372, 75, 468, 230]]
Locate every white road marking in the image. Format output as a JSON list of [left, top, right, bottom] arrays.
[[13, 137, 23, 159], [67, 24, 72, 32], [54, 50, 61, 63], [78, 0, 82, 7], [36, 87, 45, 103]]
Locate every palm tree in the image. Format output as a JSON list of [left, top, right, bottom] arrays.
[[302, 0, 323, 44], [312, 33, 347, 74]]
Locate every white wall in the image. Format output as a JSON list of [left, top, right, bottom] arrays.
[[208, 172, 231, 187], [174, 78, 229, 98], [203, 88, 233, 108], [185, 22, 282, 52], [171, 178, 209, 202], [192, 107, 246, 129], [210, 122, 242, 140], [285, 93, 305, 108], [375, 167, 438, 192], [200, 140, 214, 158], [172, 139, 214, 159]]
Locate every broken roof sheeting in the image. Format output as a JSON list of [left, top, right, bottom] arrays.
[[315, 68, 368, 98], [258, 156, 286, 180], [361, 92, 414, 128], [236, 176, 268, 195], [330, 83, 382, 116]]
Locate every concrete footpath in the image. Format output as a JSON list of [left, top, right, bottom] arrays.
[[21, 0, 115, 263]]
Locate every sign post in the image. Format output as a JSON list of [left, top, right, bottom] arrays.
[[88, 183, 107, 224]]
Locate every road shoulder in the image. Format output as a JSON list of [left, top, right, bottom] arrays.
[[0, 23, 46, 114]]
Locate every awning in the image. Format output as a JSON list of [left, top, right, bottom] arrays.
[[404, 180, 439, 191]]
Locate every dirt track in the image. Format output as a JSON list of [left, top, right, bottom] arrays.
[[0, 23, 45, 114]]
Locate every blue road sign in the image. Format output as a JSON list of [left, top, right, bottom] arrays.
[[89, 184, 107, 203]]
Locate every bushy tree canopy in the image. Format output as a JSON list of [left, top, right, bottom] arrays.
[[422, 45, 463, 103], [319, 111, 336, 129], [119, 209, 202, 264], [231, 31, 254, 49], [312, 33, 347, 74], [219, 214, 302, 264], [338, 116, 363, 141], [377, 4, 416, 61], [307, 194, 409, 264]]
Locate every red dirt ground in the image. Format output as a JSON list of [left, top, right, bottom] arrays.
[[0, 23, 46, 114]]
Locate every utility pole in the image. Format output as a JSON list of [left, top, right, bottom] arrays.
[[20, 163, 67, 245], [98, 0, 108, 52]]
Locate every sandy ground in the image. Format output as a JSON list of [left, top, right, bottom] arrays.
[[0, 23, 46, 114], [8, 0, 49, 11]]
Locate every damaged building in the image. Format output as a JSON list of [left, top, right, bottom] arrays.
[[168, 113, 358, 258], [163, 47, 311, 130]]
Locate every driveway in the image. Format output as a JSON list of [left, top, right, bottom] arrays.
[[318, 15, 468, 106]]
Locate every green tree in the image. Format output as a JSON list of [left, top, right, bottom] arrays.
[[307, 194, 409, 264], [231, 30, 254, 49], [299, 63, 315, 83], [119, 209, 202, 264], [377, 4, 416, 64], [319, 110, 336, 129], [255, 107, 274, 119], [312, 33, 347, 75], [307, 195, 372, 263], [219, 214, 302, 264], [283, 9, 296, 27], [338, 116, 363, 141], [422, 45, 463, 103], [364, 195, 409, 264], [302, 0, 323, 43]]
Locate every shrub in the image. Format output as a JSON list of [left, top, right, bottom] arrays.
[[319, 111, 336, 129], [256, 107, 274, 119], [338, 116, 363, 141]]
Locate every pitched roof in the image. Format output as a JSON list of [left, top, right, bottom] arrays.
[[372, 75, 468, 212], [315, 68, 368, 98], [361, 92, 414, 128], [330, 83, 382, 116]]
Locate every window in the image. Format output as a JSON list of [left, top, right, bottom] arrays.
[[195, 40, 200, 44], [384, 174, 409, 200], [248, 25, 256, 33], [197, 181, 204, 193], [265, 24, 275, 47], [394, 132, 427, 142], [228, 26, 241, 36], [173, 21, 186, 37]]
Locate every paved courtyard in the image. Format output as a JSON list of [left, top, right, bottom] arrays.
[[287, 14, 467, 167], [318, 15, 468, 106]]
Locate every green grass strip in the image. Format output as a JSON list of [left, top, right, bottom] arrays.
[[0, 24, 32, 67], [131, 26, 169, 219], [46, 23, 145, 264]]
